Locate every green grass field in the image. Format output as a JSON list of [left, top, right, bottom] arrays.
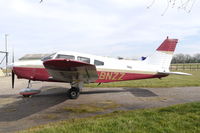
[[85, 71, 200, 88], [21, 102, 200, 133]]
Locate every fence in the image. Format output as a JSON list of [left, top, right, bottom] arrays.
[[170, 63, 200, 71]]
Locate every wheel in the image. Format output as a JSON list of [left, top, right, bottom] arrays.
[[68, 87, 80, 99], [23, 95, 31, 98]]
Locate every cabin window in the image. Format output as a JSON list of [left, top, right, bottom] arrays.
[[77, 56, 90, 63], [94, 60, 104, 66], [56, 54, 75, 60], [127, 65, 132, 69], [41, 53, 56, 61]]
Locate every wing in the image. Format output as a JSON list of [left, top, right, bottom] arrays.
[[43, 59, 98, 83]]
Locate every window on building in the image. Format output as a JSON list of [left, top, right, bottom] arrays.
[[94, 60, 104, 66], [77, 56, 90, 63]]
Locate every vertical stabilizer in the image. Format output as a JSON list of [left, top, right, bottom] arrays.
[[144, 37, 178, 72]]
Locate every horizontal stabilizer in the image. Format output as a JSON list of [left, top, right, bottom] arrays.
[[158, 71, 192, 76]]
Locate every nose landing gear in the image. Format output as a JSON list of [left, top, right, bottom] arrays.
[[19, 80, 41, 98]]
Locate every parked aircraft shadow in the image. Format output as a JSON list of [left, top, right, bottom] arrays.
[[81, 89, 125, 94], [0, 87, 68, 122], [124, 88, 158, 97], [0, 87, 157, 122], [81, 88, 158, 97]]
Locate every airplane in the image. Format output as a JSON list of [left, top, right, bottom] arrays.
[[11, 37, 191, 99]]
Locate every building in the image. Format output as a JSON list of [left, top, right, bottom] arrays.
[[0, 68, 5, 77]]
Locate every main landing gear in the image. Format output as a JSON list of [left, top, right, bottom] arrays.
[[68, 87, 80, 99], [68, 82, 83, 99]]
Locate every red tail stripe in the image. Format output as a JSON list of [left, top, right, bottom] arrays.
[[156, 39, 178, 52]]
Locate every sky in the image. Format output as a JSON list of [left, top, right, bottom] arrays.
[[0, 0, 200, 66]]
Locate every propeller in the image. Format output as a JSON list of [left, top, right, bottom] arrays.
[[12, 70, 15, 88], [11, 49, 15, 89]]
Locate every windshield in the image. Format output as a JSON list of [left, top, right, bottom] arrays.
[[41, 53, 56, 61]]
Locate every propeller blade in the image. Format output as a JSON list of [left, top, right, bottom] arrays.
[[12, 70, 15, 89], [12, 48, 15, 89]]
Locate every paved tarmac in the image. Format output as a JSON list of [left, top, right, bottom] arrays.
[[0, 76, 200, 133]]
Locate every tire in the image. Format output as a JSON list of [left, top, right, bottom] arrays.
[[68, 87, 80, 99]]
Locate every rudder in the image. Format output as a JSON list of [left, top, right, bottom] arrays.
[[144, 37, 178, 72]]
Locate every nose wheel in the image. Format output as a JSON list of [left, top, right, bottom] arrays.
[[68, 87, 80, 99], [20, 80, 41, 98], [23, 95, 31, 98]]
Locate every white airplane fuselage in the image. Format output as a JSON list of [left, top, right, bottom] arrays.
[[13, 50, 168, 83]]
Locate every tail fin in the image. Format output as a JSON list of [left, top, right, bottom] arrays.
[[144, 37, 178, 72]]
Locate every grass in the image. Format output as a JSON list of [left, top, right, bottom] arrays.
[[61, 101, 119, 114], [20, 102, 200, 133], [40, 114, 59, 120], [85, 71, 200, 88]]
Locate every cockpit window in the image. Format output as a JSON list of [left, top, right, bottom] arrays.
[[41, 53, 56, 61], [77, 56, 90, 63], [56, 54, 75, 60], [94, 60, 104, 66]]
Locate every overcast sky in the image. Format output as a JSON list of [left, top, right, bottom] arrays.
[[0, 0, 200, 65]]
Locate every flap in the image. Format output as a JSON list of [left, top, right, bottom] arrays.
[[43, 59, 98, 83]]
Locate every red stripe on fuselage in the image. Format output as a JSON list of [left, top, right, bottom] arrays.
[[13, 67, 50, 81], [96, 71, 166, 83], [13, 67, 167, 83]]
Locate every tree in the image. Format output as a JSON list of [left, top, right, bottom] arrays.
[[172, 54, 185, 63], [147, 0, 198, 16], [194, 53, 200, 63], [172, 53, 200, 63]]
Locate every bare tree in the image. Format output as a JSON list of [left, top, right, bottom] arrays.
[[172, 53, 200, 63], [147, 0, 198, 16], [194, 53, 200, 63]]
